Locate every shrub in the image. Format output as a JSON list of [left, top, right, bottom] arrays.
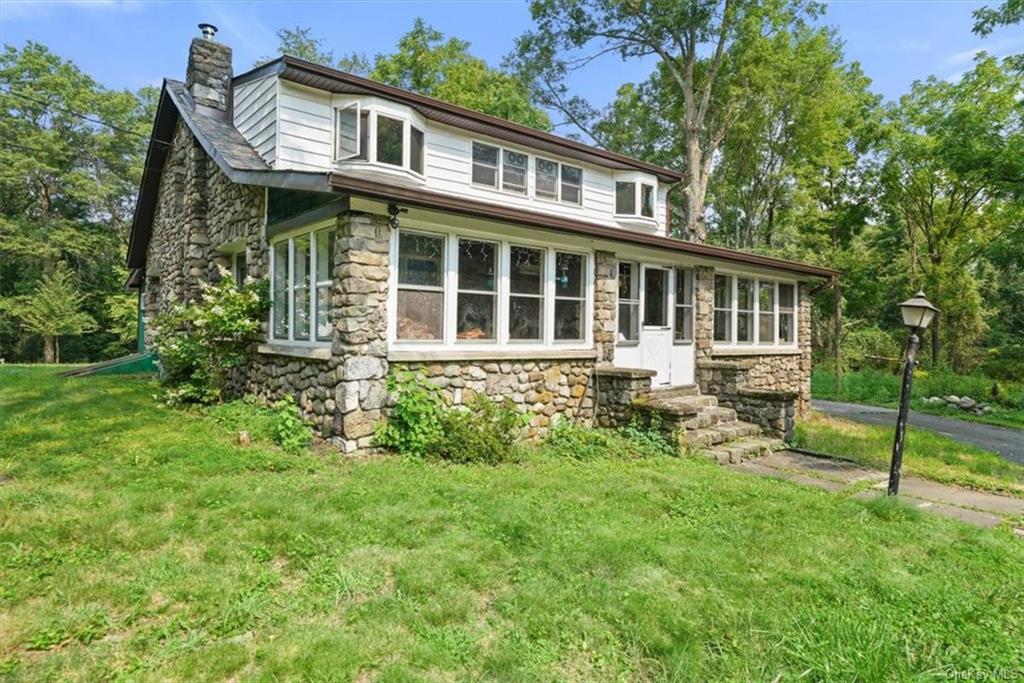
[[271, 397, 313, 452], [841, 325, 902, 372], [152, 272, 268, 405], [375, 372, 528, 463], [542, 413, 676, 461]]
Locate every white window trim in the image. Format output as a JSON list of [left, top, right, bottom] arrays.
[[712, 271, 799, 350], [674, 267, 694, 345], [616, 260, 640, 346], [389, 225, 594, 352], [333, 101, 360, 161], [507, 245, 547, 343], [534, 156, 584, 206], [268, 224, 335, 347], [614, 179, 659, 222], [333, 105, 426, 179]]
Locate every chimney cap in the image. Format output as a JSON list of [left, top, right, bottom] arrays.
[[198, 23, 218, 40]]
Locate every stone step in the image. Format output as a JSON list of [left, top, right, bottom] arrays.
[[678, 412, 714, 430], [669, 394, 719, 410], [649, 384, 701, 399], [704, 406, 737, 424], [703, 437, 787, 464]]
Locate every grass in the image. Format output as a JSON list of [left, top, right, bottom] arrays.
[[793, 412, 1024, 498], [812, 368, 1024, 430], [1, 366, 1023, 681]]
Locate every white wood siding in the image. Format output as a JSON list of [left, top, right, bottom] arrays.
[[233, 76, 277, 166], [264, 80, 669, 233]]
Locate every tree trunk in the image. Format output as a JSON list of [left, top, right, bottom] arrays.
[[43, 336, 56, 364], [685, 137, 707, 242], [55, 336, 60, 364], [834, 283, 842, 392], [930, 318, 940, 367]]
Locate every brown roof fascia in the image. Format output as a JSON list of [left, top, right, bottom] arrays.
[[327, 173, 838, 279], [234, 56, 684, 183]]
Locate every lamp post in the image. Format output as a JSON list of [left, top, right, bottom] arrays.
[[888, 291, 939, 495]]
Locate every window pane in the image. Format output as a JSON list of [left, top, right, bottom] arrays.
[[535, 158, 558, 200], [376, 115, 404, 166], [336, 105, 358, 159], [315, 230, 334, 341], [675, 306, 693, 342], [410, 126, 424, 174], [471, 143, 498, 187], [759, 281, 775, 312], [759, 314, 774, 345], [510, 296, 542, 341], [397, 290, 443, 340], [714, 274, 731, 309], [618, 262, 637, 300], [779, 283, 795, 308], [676, 268, 692, 304], [618, 302, 639, 342], [554, 299, 583, 340], [737, 278, 754, 312], [737, 312, 753, 343], [555, 252, 583, 297], [457, 293, 495, 340], [458, 240, 496, 292], [398, 232, 444, 287], [780, 313, 795, 343], [758, 281, 774, 345], [293, 235, 311, 339], [714, 311, 731, 342], [644, 268, 667, 327], [641, 183, 654, 217], [272, 242, 289, 339], [510, 246, 543, 295], [502, 150, 528, 193], [561, 165, 582, 204], [616, 181, 636, 214], [356, 111, 369, 160]]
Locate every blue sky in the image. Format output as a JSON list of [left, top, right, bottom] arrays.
[[1, 0, 1021, 136]]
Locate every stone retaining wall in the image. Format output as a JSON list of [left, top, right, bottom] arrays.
[[592, 366, 655, 428], [696, 359, 797, 438]]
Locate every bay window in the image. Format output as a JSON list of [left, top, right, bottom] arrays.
[[333, 106, 424, 174], [376, 114, 404, 167], [617, 261, 639, 344], [509, 246, 544, 341], [674, 268, 693, 343], [641, 183, 654, 218], [334, 103, 359, 160], [393, 229, 590, 348], [410, 126, 425, 175], [396, 231, 445, 341], [270, 226, 336, 344], [457, 239, 497, 341], [615, 182, 636, 215], [713, 274, 798, 347], [615, 180, 657, 219]]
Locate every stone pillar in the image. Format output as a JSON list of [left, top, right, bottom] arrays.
[[593, 250, 617, 363], [694, 266, 716, 391], [331, 211, 391, 453], [797, 283, 812, 416]]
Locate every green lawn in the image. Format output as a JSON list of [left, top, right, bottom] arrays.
[[793, 412, 1024, 497], [2, 366, 1023, 681], [812, 368, 1024, 430]]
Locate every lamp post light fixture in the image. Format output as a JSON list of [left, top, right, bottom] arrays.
[[888, 291, 939, 495]]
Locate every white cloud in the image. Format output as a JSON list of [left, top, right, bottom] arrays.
[[943, 38, 1020, 66], [898, 39, 930, 53]]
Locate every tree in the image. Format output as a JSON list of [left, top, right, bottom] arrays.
[[509, 0, 824, 241], [878, 56, 1024, 369], [973, 0, 1024, 72], [261, 21, 550, 130], [0, 42, 152, 362], [9, 262, 96, 363]]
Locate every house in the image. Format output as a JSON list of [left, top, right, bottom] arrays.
[[126, 26, 838, 454]]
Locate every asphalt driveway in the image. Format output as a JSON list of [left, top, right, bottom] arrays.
[[813, 400, 1024, 465]]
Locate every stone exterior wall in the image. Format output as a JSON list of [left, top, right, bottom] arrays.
[[592, 366, 655, 428]]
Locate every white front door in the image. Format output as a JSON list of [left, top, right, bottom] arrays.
[[640, 265, 672, 385]]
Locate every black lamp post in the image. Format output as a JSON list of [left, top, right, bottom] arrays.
[[887, 291, 939, 495]]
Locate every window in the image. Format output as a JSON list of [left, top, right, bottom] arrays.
[[714, 274, 732, 342], [457, 239, 497, 341], [410, 126, 425, 175], [502, 150, 528, 194], [779, 283, 796, 343], [736, 277, 754, 343], [617, 262, 639, 344], [561, 165, 582, 205], [356, 111, 369, 160], [554, 252, 585, 341], [675, 268, 693, 343], [376, 114, 404, 167], [643, 268, 668, 327], [535, 158, 558, 200], [641, 184, 655, 218], [509, 246, 544, 341], [232, 250, 246, 288], [758, 281, 775, 345], [315, 230, 334, 341], [334, 103, 359, 160], [616, 182, 636, 215], [270, 227, 335, 344], [396, 232, 445, 341], [472, 142, 499, 187]]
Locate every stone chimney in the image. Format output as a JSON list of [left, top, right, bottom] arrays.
[[186, 23, 232, 112]]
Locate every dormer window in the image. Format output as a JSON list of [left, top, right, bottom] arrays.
[[615, 181, 656, 218], [536, 158, 583, 205], [502, 150, 528, 194], [334, 105, 424, 175]]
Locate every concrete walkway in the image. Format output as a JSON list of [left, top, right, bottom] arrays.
[[731, 451, 1024, 531], [813, 399, 1024, 465]]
